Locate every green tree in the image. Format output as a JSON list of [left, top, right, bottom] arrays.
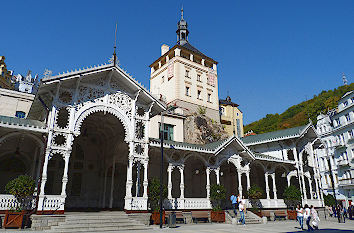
[[247, 185, 264, 209], [324, 194, 336, 206], [5, 175, 35, 210], [210, 184, 226, 211], [147, 177, 167, 211], [283, 185, 301, 209]]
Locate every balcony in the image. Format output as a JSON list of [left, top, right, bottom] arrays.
[[339, 178, 354, 188], [337, 159, 350, 167]]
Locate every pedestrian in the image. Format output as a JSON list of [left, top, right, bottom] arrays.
[[311, 205, 320, 230], [230, 192, 238, 217], [349, 204, 353, 220], [304, 204, 314, 231], [238, 196, 245, 225], [296, 204, 304, 230]]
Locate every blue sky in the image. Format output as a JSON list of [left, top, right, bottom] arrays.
[[1, 0, 353, 124]]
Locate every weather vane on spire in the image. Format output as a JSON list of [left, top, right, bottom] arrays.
[[181, 5, 184, 20], [113, 23, 117, 66]]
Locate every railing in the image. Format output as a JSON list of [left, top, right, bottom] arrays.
[[163, 198, 211, 209], [0, 194, 36, 210], [40, 195, 65, 211], [337, 159, 349, 166], [339, 178, 354, 186], [128, 197, 148, 210]]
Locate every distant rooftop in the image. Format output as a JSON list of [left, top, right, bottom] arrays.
[[241, 125, 308, 145]]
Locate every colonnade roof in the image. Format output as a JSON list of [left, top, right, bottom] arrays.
[[0, 115, 47, 133], [241, 124, 310, 146]]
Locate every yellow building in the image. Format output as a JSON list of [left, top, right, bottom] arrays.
[[219, 96, 244, 137], [0, 56, 14, 90]]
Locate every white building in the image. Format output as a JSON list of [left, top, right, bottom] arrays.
[[316, 91, 354, 206]]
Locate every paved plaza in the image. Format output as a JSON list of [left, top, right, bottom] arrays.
[[1, 219, 353, 233]]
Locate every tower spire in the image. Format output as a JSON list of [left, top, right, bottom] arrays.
[[176, 7, 189, 45], [113, 23, 117, 66]]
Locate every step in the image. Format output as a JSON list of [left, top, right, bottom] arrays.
[[62, 219, 134, 224], [46, 225, 150, 232], [52, 223, 145, 230]]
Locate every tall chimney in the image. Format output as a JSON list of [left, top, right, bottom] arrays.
[[161, 44, 170, 56]]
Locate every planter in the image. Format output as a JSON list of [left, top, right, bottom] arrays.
[[211, 210, 225, 223], [287, 210, 297, 220], [151, 211, 165, 225], [4, 211, 29, 229]]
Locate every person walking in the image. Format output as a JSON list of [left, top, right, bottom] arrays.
[[296, 204, 304, 230], [238, 196, 246, 225], [230, 193, 238, 217], [304, 204, 314, 231], [311, 205, 320, 230]]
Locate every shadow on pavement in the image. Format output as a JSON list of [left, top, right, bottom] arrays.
[[288, 229, 354, 233]]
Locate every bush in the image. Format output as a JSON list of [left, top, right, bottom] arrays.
[[247, 185, 263, 200], [247, 185, 263, 209], [283, 185, 301, 208], [5, 175, 35, 210], [324, 194, 335, 206], [197, 106, 206, 115], [148, 177, 167, 211], [210, 184, 226, 211]]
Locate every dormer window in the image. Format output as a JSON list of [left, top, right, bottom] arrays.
[[15, 111, 25, 119], [344, 101, 348, 107], [345, 114, 351, 122], [197, 74, 201, 82]]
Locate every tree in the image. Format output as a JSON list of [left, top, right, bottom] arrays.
[[247, 185, 264, 209], [210, 184, 226, 211], [283, 185, 301, 209], [5, 175, 35, 210], [147, 177, 167, 211], [324, 194, 335, 207]]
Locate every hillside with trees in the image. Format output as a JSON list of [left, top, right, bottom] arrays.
[[244, 83, 354, 135]]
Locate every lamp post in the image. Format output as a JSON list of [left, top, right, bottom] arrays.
[[159, 105, 177, 228]]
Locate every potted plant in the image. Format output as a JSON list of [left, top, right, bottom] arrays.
[[4, 175, 35, 229], [283, 185, 301, 220], [148, 177, 167, 225], [247, 185, 264, 216], [210, 184, 226, 222]]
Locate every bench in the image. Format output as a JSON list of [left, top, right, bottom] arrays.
[[165, 211, 186, 224], [191, 211, 210, 223], [274, 210, 287, 220]]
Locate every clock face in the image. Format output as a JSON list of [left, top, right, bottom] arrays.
[[136, 121, 145, 140]]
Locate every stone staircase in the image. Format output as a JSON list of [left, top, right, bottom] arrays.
[[225, 209, 263, 224], [44, 211, 150, 232]]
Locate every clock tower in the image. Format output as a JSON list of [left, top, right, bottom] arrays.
[[149, 8, 220, 121]]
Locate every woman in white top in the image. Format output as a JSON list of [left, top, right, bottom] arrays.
[[304, 204, 314, 231], [238, 197, 245, 225], [311, 205, 319, 230], [296, 204, 304, 230]]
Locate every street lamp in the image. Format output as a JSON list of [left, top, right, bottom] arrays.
[[159, 105, 177, 228]]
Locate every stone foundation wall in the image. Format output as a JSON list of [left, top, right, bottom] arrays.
[[31, 215, 66, 231]]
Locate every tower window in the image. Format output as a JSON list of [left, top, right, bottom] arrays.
[[185, 70, 190, 78], [15, 111, 25, 119], [181, 32, 186, 40], [197, 90, 202, 100], [207, 93, 211, 102], [197, 74, 201, 82], [185, 86, 190, 96]]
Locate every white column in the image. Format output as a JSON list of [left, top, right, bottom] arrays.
[[265, 173, 270, 199], [179, 166, 184, 198], [143, 161, 148, 198], [246, 170, 251, 190], [215, 168, 220, 185], [271, 173, 277, 199], [237, 169, 242, 197], [287, 175, 291, 187], [109, 156, 116, 208], [60, 154, 70, 196], [315, 178, 320, 200], [39, 152, 50, 196], [308, 178, 314, 199], [301, 172, 307, 200], [135, 162, 141, 197], [167, 164, 173, 199], [206, 167, 210, 198], [126, 158, 133, 198]]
